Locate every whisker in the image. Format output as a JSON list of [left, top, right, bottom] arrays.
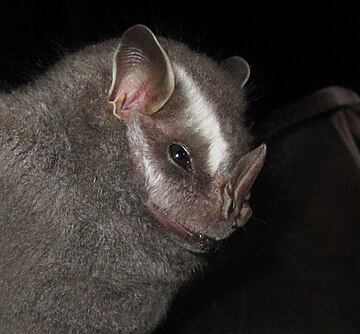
[[259, 165, 278, 174], [250, 216, 295, 240], [242, 227, 261, 259], [256, 160, 286, 176]]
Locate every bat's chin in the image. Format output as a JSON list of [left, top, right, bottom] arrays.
[[147, 202, 218, 253]]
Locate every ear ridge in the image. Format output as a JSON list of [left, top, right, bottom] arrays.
[[108, 24, 175, 118], [221, 56, 250, 88]]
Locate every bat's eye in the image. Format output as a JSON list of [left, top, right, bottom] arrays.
[[169, 143, 192, 172]]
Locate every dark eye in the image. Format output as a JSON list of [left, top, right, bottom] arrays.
[[169, 143, 192, 172]]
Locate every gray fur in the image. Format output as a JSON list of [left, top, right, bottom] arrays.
[[0, 29, 251, 333]]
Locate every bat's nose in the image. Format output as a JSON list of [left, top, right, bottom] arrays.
[[231, 143, 267, 198], [221, 144, 267, 223]]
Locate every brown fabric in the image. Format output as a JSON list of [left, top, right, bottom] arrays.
[[332, 106, 360, 170], [155, 86, 360, 334], [257, 86, 360, 137]]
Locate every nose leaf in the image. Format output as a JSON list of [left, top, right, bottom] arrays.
[[232, 144, 267, 202], [235, 202, 253, 228], [221, 144, 267, 224]]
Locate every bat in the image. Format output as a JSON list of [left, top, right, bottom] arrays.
[[0, 24, 266, 333]]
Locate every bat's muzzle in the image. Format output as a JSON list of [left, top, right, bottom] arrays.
[[221, 144, 267, 227]]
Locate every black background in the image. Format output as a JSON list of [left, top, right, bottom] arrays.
[[1, 1, 359, 120]]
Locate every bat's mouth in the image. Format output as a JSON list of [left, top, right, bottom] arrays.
[[147, 202, 218, 253]]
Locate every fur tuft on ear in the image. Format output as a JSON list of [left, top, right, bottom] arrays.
[[108, 25, 175, 118]]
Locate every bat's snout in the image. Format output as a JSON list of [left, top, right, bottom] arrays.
[[147, 144, 266, 253], [220, 144, 267, 228]]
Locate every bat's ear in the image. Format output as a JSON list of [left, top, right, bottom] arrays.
[[108, 25, 175, 118], [221, 56, 250, 88]]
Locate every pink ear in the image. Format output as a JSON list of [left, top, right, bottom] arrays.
[[108, 25, 175, 118]]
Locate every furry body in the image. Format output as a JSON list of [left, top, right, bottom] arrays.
[[0, 29, 254, 333]]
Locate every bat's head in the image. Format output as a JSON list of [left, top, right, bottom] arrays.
[[108, 25, 266, 252]]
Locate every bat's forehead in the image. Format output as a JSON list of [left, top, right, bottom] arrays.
[[158, 39, 249, 174], [123, 37, 251, 178], [172, 63, 230, 175]]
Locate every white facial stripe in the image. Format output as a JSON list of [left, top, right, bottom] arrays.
[[174, 65, 228, 174], [127, 121, 173, 208], [128, 122, 161, 187]]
